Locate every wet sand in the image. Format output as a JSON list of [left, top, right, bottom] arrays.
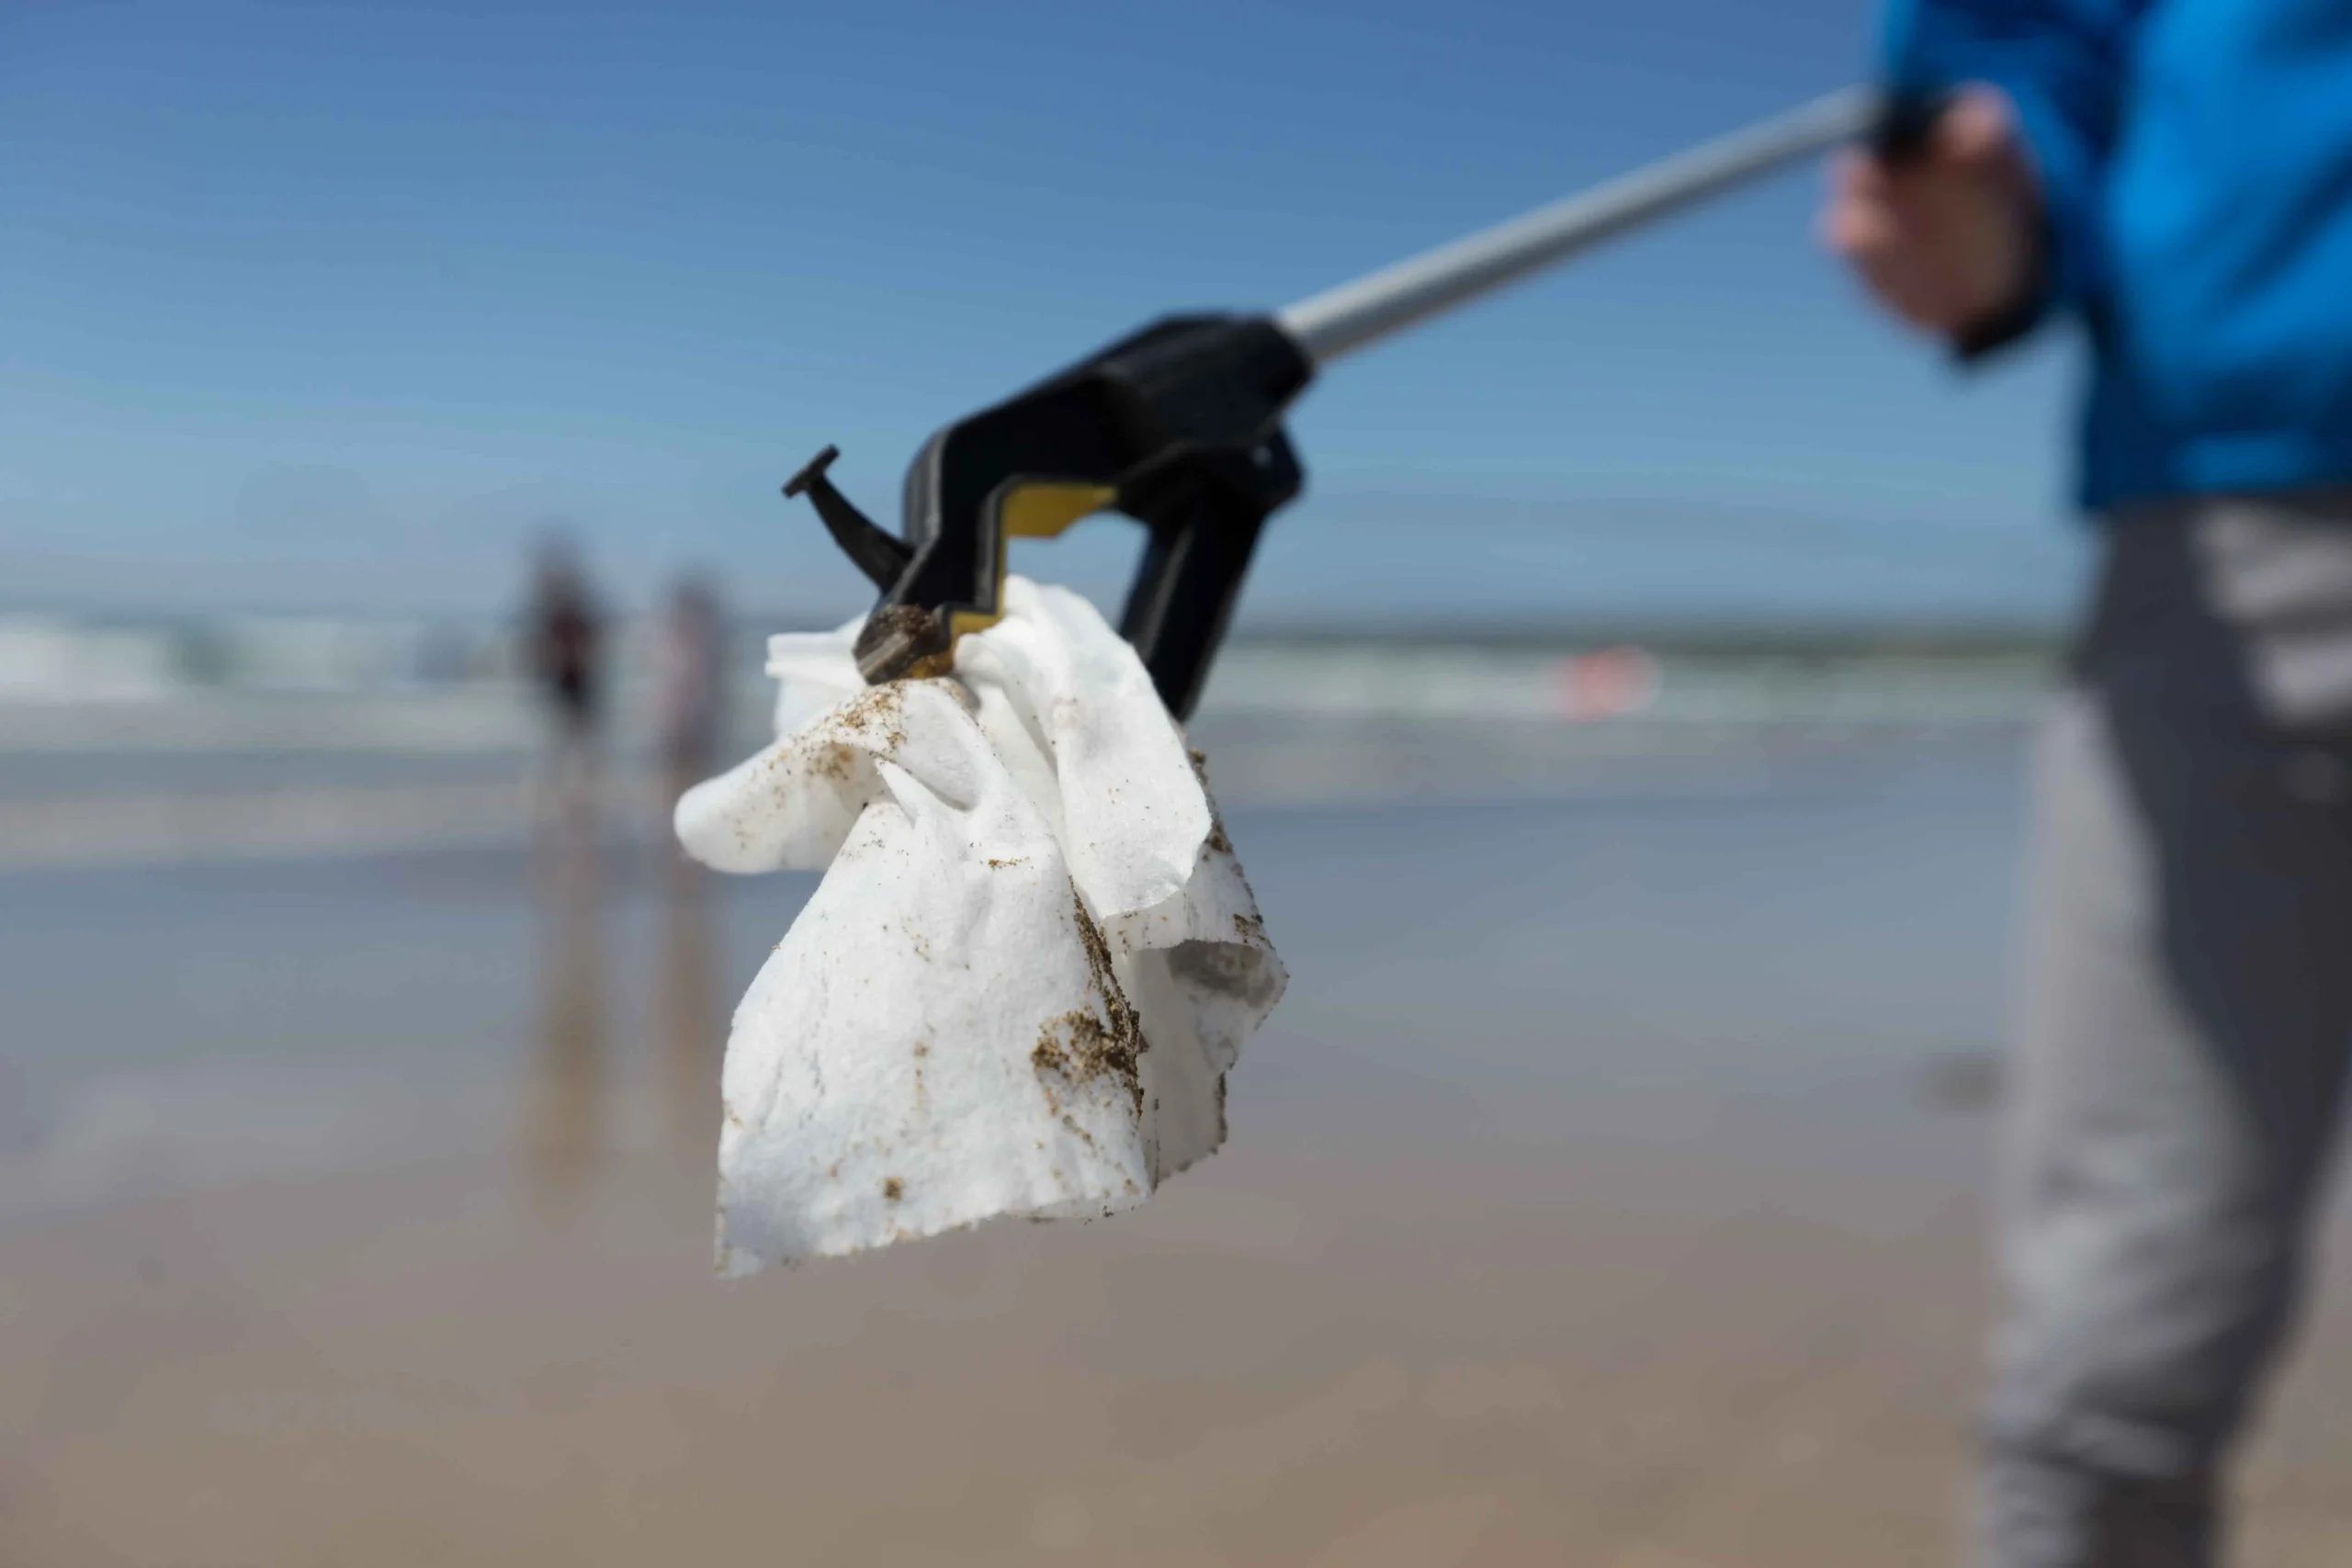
[[7, 742, 2352, 1565]]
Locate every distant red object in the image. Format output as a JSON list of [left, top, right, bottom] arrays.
[[1552, 646, 1661, 722]]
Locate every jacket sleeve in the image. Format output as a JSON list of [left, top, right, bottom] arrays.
[[1880, 0, 2148, 331]]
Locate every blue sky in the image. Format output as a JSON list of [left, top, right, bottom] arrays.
[[0, 0, 2087, 627]]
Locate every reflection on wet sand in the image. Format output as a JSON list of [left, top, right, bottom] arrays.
[[524, 761, 729, 1219], [654, 829, 721, 1169], [650, 576, 729, 1170], [525, 804, 606, 1221]]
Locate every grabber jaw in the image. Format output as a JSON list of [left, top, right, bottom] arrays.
[[781, 446, 953, 683], [780, 312, 1315, 720]]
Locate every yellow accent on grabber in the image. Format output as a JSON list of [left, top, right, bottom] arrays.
[[947, 479, 1119, 642], [1002, 480, 1118, 539]]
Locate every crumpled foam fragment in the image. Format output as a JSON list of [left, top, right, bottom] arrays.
[[675, 578, 1285, 1274]]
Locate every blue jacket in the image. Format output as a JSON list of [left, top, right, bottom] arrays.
[[1885, 0, 2352, 509]]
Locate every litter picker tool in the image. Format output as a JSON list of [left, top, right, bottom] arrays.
[[786, 85, 1923, 717]]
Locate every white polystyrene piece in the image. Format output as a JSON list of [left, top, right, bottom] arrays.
[[676, 579, 1284, 1273]]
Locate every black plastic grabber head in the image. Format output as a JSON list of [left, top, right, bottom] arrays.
[[780, 313, 1314, 719]]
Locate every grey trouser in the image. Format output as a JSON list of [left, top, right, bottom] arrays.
[[1984, 492, 2352, 1567]]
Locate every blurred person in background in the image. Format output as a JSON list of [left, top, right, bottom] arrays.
[[651, 575, 727, 809], [526, 536, 606, 848], [650, 575, 728, 1160], [1826, 4, 2352, 1564], [521, 536, 612, 1214]]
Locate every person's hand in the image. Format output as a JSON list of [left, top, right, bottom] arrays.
[[1821, 87, 2042, 338]]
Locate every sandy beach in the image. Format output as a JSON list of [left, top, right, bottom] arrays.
[[8, 732, 2352, 1565]]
